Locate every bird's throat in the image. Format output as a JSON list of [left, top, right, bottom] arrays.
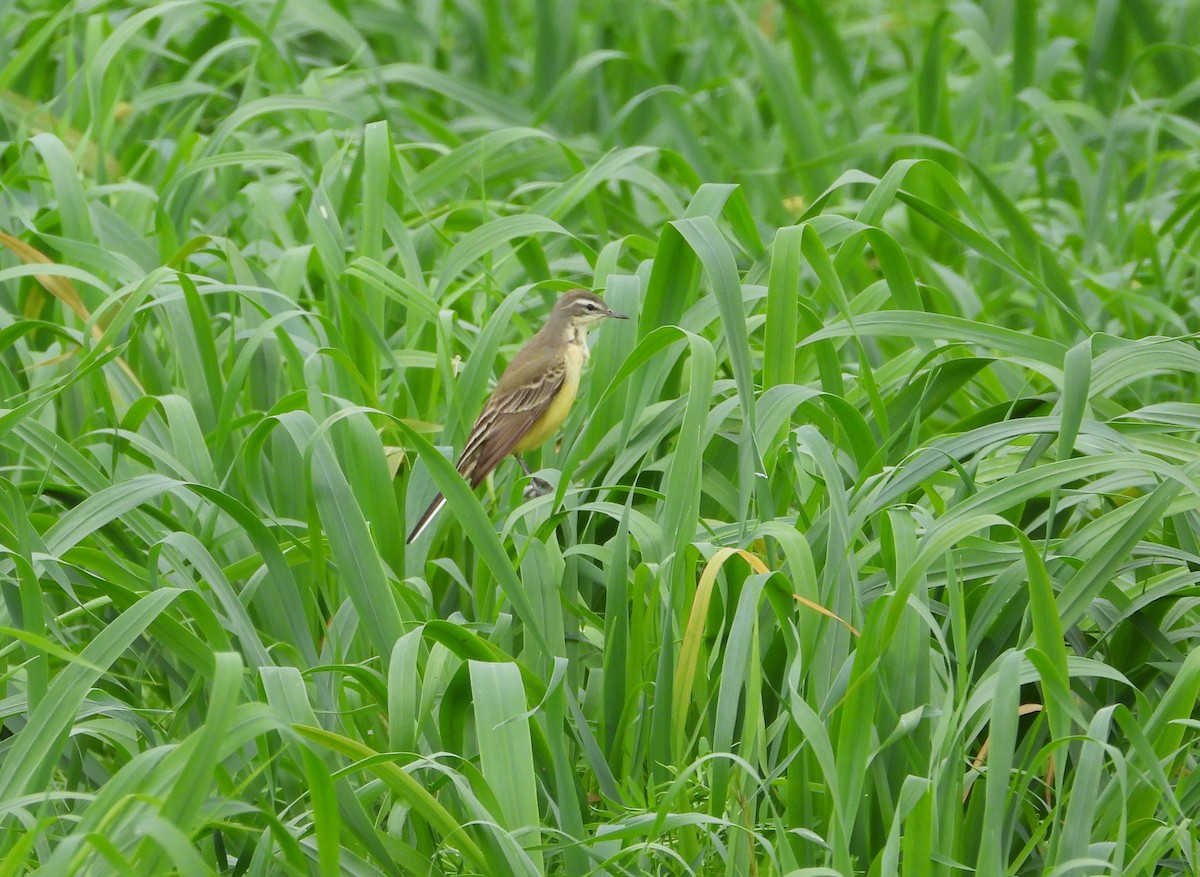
[[568, 324, 590, 362]]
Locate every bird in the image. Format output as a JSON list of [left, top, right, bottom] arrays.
[[406, 288, 628, 542]]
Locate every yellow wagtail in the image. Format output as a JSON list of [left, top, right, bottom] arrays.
[[407, 288, 628, 542]]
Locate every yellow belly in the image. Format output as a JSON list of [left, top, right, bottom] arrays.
[[513, 345, 583, 453]]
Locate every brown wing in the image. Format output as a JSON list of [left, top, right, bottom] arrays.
[[457, 363, 566, 487], [407, 363, 565, 542]]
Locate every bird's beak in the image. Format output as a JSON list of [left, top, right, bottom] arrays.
[[607, 308, 629, 320]]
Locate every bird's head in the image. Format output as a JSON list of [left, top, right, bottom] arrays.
[[553, 289, 629, 327]]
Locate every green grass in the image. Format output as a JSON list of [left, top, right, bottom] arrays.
[[2, 0, 1200, 874]]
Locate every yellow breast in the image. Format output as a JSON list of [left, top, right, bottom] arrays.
[[513, 340, 585, 453]]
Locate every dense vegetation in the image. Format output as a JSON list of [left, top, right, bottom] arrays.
[[2, 0, 1200, 874]]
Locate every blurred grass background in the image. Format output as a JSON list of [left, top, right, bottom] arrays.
[[2, 0, 1200, 874]]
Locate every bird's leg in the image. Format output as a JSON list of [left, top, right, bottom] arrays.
[[516, 455, 552, 500]]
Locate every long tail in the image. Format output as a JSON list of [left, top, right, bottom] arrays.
[[406, 493, 447, 543], [406, 412, 503, 542]]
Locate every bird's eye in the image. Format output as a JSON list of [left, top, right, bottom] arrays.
[[585, 302, 597, 310]]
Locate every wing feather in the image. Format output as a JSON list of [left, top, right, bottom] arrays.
[[406, 362, 566, 542], [459, 364, 566, 485]]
